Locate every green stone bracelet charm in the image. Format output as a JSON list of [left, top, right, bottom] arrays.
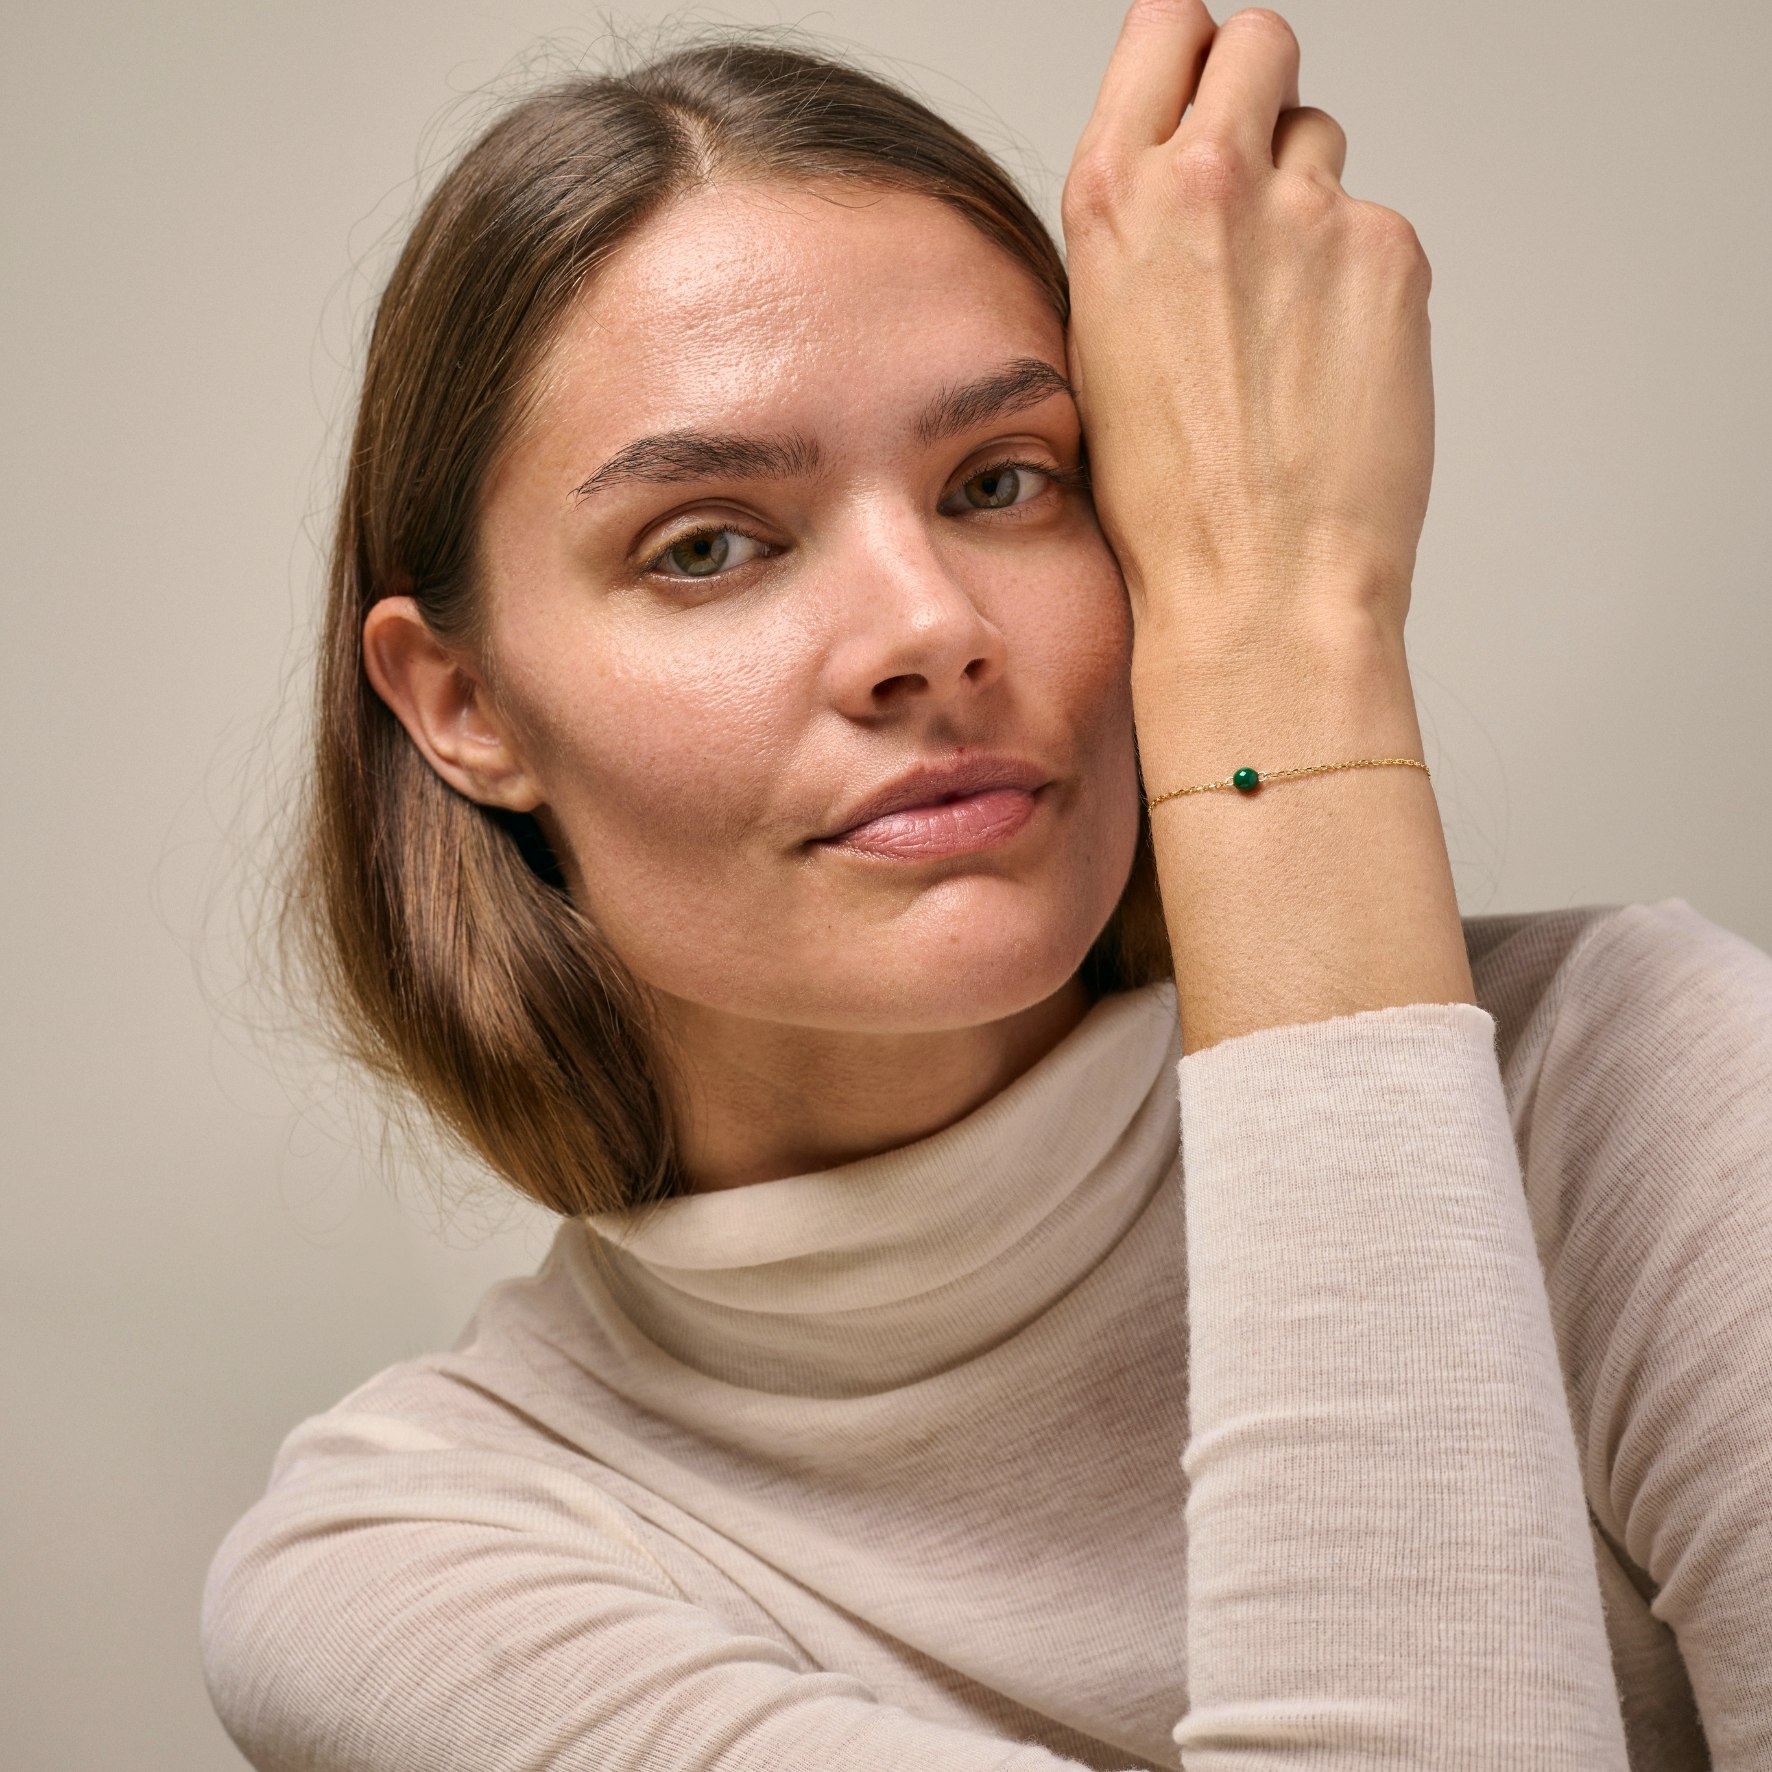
[[1146, 755, 1431, 810]]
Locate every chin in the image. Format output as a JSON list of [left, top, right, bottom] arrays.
[[767, 898, 1104, 1035]]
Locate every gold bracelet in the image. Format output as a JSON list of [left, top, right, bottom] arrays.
[[1146, 755, 1430, 808]]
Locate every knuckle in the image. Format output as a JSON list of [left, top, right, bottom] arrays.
[[1225, 7, 1299, 50], [1355, 200, 1426, 263], [1124, 0, 1201, 24], [1287, 103, 1345, 146], [1062, 151, 1132, 226], [1271, 166, 1339, 225], [1169, 134, 1251, 204]]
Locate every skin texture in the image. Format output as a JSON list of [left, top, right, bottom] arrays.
[[364, 183, 1144, 1190]]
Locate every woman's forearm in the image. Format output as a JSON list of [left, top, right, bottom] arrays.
[[1172, 996, 1633, 1766], [1132, 604, 1475, 1056]]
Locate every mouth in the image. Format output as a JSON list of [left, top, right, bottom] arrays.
[[814, 783, 1047, 861]]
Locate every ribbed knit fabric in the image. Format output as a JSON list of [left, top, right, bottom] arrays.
[[200, 896, 1772, 1769]]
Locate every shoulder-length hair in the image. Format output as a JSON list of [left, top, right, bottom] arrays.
[[290, 35, 1172, 1219]]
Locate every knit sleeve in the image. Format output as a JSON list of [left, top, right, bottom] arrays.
[[198, 1415, 1121, 1772], [1172, 998, 1631, 1767], [1522, 898, 1772, 1767]]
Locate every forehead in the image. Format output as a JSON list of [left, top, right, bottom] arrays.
[[528, 180, 1063, 458]]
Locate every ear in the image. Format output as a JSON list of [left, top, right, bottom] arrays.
[[360, 596, 545, 814]]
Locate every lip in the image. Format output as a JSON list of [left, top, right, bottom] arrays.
[[813, 753, 1053, 856]]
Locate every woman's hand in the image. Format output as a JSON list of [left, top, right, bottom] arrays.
[[1068, 2, 1474, 1054], [1062, 1, 1433, 660]]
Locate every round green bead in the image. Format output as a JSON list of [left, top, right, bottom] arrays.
[[1232, 767, 1261, 793]]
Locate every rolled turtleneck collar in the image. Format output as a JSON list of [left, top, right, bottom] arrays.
[[568, 981, 1182, 1398]]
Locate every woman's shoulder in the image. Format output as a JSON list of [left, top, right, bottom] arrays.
[[202, 1255, 677, 1698], [1463, 894, 1772, 1267], [1467, 898, 1772, 1763], [257, 1229, 610, 1476], [1463, 894, 1770, 1107], [211, 1223, 631, 1567], [1467, 892, 1772, 1451]]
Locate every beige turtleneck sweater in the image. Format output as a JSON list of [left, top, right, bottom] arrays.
[[200, 895, 1772, 1769]]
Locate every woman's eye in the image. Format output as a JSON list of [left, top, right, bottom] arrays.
[[949, 462, 1052, 512], [644, 465, 1064, 582], [648, 527, 770, 580]]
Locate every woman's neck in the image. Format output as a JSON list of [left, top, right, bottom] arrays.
[[654, 972, 1095, 1193]]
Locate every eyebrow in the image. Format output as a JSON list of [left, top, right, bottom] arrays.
[[566, 356, 1075, 504]]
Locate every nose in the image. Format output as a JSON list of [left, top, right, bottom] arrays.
[[821, 507, 1008, 722]]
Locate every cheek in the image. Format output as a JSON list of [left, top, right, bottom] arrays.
[[1010, 536, 1136, 739], [497, 616, 811, 933], [1026, 542, 1143, 871]]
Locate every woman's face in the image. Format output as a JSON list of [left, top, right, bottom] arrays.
[[471, 179, 1141, 1037]]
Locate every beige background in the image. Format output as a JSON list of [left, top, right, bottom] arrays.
[[2, 1, 1767, 1766]]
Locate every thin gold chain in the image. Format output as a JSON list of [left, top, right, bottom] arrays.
[[1146, 755, 1430, 809]]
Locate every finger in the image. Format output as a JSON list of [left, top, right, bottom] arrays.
[[1074, 0, 1219, 164], [1272, 106, 1346, 183], [1182, 8, 1302, 163]]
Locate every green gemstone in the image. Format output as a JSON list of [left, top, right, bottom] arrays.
[[1232, 767, 1260, 793]]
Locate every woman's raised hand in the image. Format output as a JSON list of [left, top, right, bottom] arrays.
[[1062, 1, 1434, 661], [1068, 4, 1475, 1055]]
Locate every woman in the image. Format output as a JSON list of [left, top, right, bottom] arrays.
[[199, 6, 1772, 1768]]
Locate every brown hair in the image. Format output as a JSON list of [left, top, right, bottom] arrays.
[[290, 33, 1172, 1220]]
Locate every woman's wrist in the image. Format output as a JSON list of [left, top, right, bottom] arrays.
[[1130, 606, 1476, 1057], [1130, 599, 1414, 787]]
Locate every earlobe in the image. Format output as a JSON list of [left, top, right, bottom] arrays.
[[360, 597, 545, 813]]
